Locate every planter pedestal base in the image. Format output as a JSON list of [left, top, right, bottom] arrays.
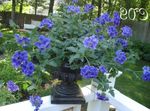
[[51, 83, 85, 104]]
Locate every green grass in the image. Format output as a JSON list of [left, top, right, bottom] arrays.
[[78, 60, 150, 108], [115, 60, 150, 108]]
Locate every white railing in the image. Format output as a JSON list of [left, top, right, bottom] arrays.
[[0, 74, 149, 111]]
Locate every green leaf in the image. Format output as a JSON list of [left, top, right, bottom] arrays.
[[66, 47, 78, 52], [69, 54, 80, 64], [48, 61, 58, 67], [27, 84, 36, 91], [22, 83, 29, 90], [109, 89, 115, 97]]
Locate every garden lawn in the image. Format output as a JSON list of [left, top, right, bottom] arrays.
[[78, 60, 150, 108], [115, 60, 150, 108]]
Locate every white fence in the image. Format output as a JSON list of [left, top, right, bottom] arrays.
[[0, 74, 149, 111]]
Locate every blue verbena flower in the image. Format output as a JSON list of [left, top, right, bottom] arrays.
[[116, 38, 128, 47], [99, 65, 108, 74], [29, 95, 43, 111], [121, 26, 132, 37], [94, 13, 111, 25], [84, 4, 94, 13], [80, 65, 99, 78], [83, 35, 99, 50], [107, 26, 118, 38], [12, 51, 28, 68], [39, 18, 54, 29], [142, 66, 150, 81], [95, 28, 101, 34], [21, 61, 34, 76], [35, 35, 51, 51], [96, 92, 109, 101], [7, 80, 19, 92], [67, 5, 80, 13], [114, 50, 127, 64], [112, 11, 120, 26], [14, 34, 30, 46], [0, 32, 3, 38], [99, 35, 104, 41], [72, 0, 78, 3]]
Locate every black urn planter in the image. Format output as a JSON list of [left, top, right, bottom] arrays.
[[51, 64, 85, 104]]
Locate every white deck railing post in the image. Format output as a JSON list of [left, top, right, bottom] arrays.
[[86, 79, 110, 111]]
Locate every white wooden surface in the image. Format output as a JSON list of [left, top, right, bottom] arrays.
[[0, 85, 149, 111], [0, 72, 149, 111]]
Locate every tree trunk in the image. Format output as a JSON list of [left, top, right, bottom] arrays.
[[11, 0, 16, 21], [48, 0, 55, 14], [97, 0, 102, 17], [108, 0, 112, 13], [125, 0, 130, 10], [35, 0, 38, 15], [19, 0, 24, 13], [90, 0, 95, 18]]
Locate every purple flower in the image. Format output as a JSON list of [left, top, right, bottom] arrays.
[[99, 65, 108, 74], [30, 95, 43, 111], [99, 35, 104, 41], [96, 92, 109, 101], [39, 18, 54, 29], [116, 38, 128, 47], [7, 80, 19, 92], [21, 61, 35, 76], [112, 11, 120, 26], [0, 32, 3, 38], [114, 50, 127, 64], [142, 66, 150, 81], [94, 13, 111, 25], [84, 4, 94, 13], [72, 0, 78, 3], [14, 34, 30, 46], [80, 65, 99, 78], [12, 51, 28, 68], [67, 5, 80, 13], [83, 35, 99, 50], [121, 26, 132, 37], [107, 26, 118, 38], [35, 35, 51, 51], [95, 28, 101, 34]]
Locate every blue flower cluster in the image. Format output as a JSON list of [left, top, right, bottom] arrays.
[[116, 38, 128, 47], [35, 35, 51, 51], [72, 0, 78, 3], [80, 65, 99, 78], [67, 5, 80, 13], [39, 18, 54, 29], [114, 50, 127, 64], [0, 32, 3, 38], [96, 92, 109, 101], [94, 13, 111, 25], [14, 34, 30, 46], [107, 26, 118, 38], [112, 11, 120, 26], [21, 61, 35, 76], [84, 4, 94, 13], [7, 80, 19, 92], [99, 35, 104, 41], [99, 65, 108, 74], [83, 35, 99, 50], [142, 66, 150, 81], [29, 95, 43, 111], [12, 51, 28, 68], [12, 51, 34, 76], [121, 26, 132, 37]]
